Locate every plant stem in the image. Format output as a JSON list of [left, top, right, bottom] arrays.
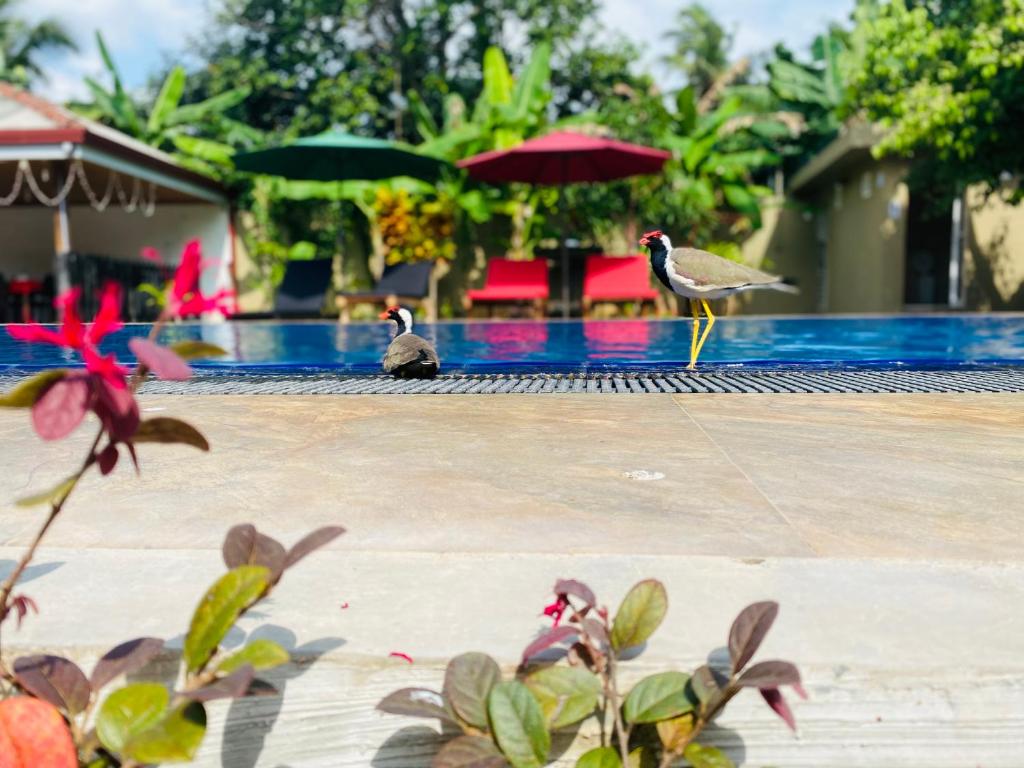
[[0, 428, 103, 673], [605, 652, 631, 766]]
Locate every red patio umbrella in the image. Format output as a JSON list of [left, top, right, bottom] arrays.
[[457, 131, 671, 318]]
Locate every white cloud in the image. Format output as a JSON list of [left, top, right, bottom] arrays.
[[21, 0, 854, 102], [19, 0, 209, 100]]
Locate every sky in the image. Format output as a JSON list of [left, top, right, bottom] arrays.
[[21, 0, 855, 102]]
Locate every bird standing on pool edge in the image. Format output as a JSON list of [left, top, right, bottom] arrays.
[[380, 306, 441, 378], [640, 230, 797, 369]]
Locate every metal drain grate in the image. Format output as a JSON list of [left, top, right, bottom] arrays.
[[3, 369, 1023, 395], [132, 368, 1024, 394]]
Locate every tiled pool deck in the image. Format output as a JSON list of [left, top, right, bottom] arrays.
[[2, 393, 1023, 765]]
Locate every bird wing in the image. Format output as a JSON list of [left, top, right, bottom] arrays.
[[669, 247, 782, 290], [383, 334, 440, 372]]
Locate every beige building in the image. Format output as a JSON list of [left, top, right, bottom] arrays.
[[740, 122, 1024, 314]]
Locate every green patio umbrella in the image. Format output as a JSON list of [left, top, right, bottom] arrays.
[[233, 130, 449, 182]]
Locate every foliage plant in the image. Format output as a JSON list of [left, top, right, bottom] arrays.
[[374, 187, 457, 264], [845, 0, 1024, 205], [0, 283, 342, 765], [71, 32, 258, 177], [0, 0, 76, 88], [379, 579, 804, 768]]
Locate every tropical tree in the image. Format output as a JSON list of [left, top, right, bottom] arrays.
[[0, 0, 76, 88], [767, 25, 850, 172], [662, 3, 732, 96], [845, 0, 1024, 205], [72, 32, 257, 176]]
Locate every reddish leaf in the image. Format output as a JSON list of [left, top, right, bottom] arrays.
[[580, 618, 609, 646], [132, 417, 209, 451], [443, 652, 500, 729], [93, 378, 140, 442], [554, 579, 596, 607], [434, 734, 509, 768], [728, 601, 778, 673], [91, 637, 164, 689], [13, 655, 91, 715], [522, 625, 578, 663], [222, 524, 287, 583], [31, 376, 89, 440], [377, 687, 457, 723], [98, 444, 119, 475], [390, 652, 414, 664], [9, 595, 38, 629], [181, 665, 255, 702], [760, 687, 797, 732], [129, 338, 192, 381], [738, 660, 801, 689], [0, 697, 77, 768], [245, 678, 279, 697], [284, 525, 346, 569]]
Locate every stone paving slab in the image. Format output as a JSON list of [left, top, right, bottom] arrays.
[[2, 548, 1022, 767], [1, 393, 1023, 766]]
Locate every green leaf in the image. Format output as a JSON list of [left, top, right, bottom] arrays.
[[512, 41, 551, 121], [168, 340, 227, 361], [15, 475, 77, 508], [184, 566, 270, 673], [675, 85, 697, 134], [171, 135, 236, 167], [482, 46, 514, 109], [682, 743, 734, 768], [656, 714, 695, 752], [0, 370, 68, 407], [487, 681, 549, 768], [216, 639, 289, 675], [124, 702, 207, 763], [524, 666, 600, 729], [132, 417, 210, 451], [610, 580, 667, 652], [168, 87, 250, 127], [407, 89, 439, 141], [376, 687, 457, 724], [96, 682, 169, 754], [622, 671, 693, 725], [444, 652, 502, 730], [148, 66, 186, 135], [575, 747, 622, 768]]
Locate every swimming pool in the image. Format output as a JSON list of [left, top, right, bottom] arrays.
[[1, 315, 1022, 374]]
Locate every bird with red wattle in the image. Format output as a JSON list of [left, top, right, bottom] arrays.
[[639, 230, 797, 369]]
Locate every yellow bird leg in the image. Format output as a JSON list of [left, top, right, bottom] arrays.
[[693, 299, 716, 366], [688, 299, 701, 370]]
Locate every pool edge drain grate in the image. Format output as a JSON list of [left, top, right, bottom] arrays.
[[79, 368, 1024, 394], [3, 369, 1023, 395]]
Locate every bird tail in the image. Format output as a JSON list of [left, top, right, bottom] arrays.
[[773, 277, 800, 294]]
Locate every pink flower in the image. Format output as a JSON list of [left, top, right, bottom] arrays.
[[165, 240, 235, 319], [542, 595, 570, 627], [8, 284, 139, 443]]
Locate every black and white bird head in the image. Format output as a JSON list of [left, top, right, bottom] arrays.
[[379, 306, 414, 335], [639, 229, 672, 253]]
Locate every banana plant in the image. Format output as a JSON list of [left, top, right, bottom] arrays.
[[660, 90, 784, 232], [72, 31, 257, 176]]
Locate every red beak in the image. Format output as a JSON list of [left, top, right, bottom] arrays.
[[639, 237, 649, 247], [379, 309, 392, 320]]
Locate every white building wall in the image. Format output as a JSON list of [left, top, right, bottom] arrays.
[[0, 202, 232, 295]]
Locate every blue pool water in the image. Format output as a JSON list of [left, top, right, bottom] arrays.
[[1, 316, 1022, 374]]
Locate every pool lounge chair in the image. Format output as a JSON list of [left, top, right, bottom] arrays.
[[462, 258, 549, 319], [235, 258, 334, 319], [581, 254, 663, 318], [335, 261, 435, 322]]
